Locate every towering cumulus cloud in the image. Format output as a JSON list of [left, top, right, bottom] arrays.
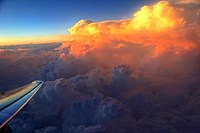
[[61, 1, 199, 57], [10, 1, 200, 133]]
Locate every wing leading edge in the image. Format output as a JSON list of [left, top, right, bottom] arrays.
[[0, 80, 43, 129]]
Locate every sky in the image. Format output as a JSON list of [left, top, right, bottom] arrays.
[[0, 0, 158, 38]]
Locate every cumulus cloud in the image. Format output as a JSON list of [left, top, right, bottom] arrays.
[[10, 61, 200, 132], [11, 70, 135, 132], [61, 1, 199, 57], [19, 60, 199, 132]]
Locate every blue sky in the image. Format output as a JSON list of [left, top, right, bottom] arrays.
[[0, 0, 157, 37]]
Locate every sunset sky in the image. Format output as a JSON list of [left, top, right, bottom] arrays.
[[0, 0, 157, 45], [0, 0, 199, 45]]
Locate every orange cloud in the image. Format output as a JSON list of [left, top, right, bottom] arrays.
[[130, 1, 184, 31], [61, 1, 200, 57]]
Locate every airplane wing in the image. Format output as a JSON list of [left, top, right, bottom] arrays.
[[0, 80, 43, 129]]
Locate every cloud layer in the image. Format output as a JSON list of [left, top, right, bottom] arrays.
[[7, 1, 200, 133]]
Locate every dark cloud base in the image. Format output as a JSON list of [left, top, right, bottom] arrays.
[[0, 43, 60, 91], [6, 45, 200, 133]]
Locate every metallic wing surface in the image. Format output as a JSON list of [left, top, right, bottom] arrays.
[[0, 80, 43, 129]]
